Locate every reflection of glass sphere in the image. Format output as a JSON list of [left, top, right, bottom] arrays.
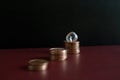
[[66, 32, 78, 42]]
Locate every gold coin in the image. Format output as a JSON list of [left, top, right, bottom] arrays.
[[50, 48, 67, 61], [28, 59, 48, 71], [65, 41, 80, 54]]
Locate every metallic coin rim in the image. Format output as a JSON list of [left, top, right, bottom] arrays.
[[50, 48, 65, 51], [50, 48, 67, 54], [28, 59, 48, 66]]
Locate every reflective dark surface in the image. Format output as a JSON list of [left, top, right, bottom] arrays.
[[0, 46, 120, 80]]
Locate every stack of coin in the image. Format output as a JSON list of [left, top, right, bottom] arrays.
[[50, 48, 67, 61], [28, 59, 48, 71], [65, 41, 80, 55]]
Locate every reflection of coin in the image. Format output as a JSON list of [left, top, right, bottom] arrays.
[[50, 48, 67, 61], [28, 59, 48, 71]]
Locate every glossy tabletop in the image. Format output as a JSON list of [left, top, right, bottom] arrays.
[[0, 46, 120, 80]]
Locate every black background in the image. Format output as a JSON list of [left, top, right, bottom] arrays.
[[0, 0, 120, 48]]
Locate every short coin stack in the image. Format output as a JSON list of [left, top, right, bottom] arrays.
[[65, 41, 80, 55], [28, 59, 48, 71], [50, 48, 67, 61]]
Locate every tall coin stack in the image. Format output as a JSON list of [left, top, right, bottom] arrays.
[[50, 48, 67, 61], [65, 41, 80, 54], [65, 32, 80, 55]]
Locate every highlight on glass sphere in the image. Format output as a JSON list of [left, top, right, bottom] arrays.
[[66, 32, 78, 42]]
